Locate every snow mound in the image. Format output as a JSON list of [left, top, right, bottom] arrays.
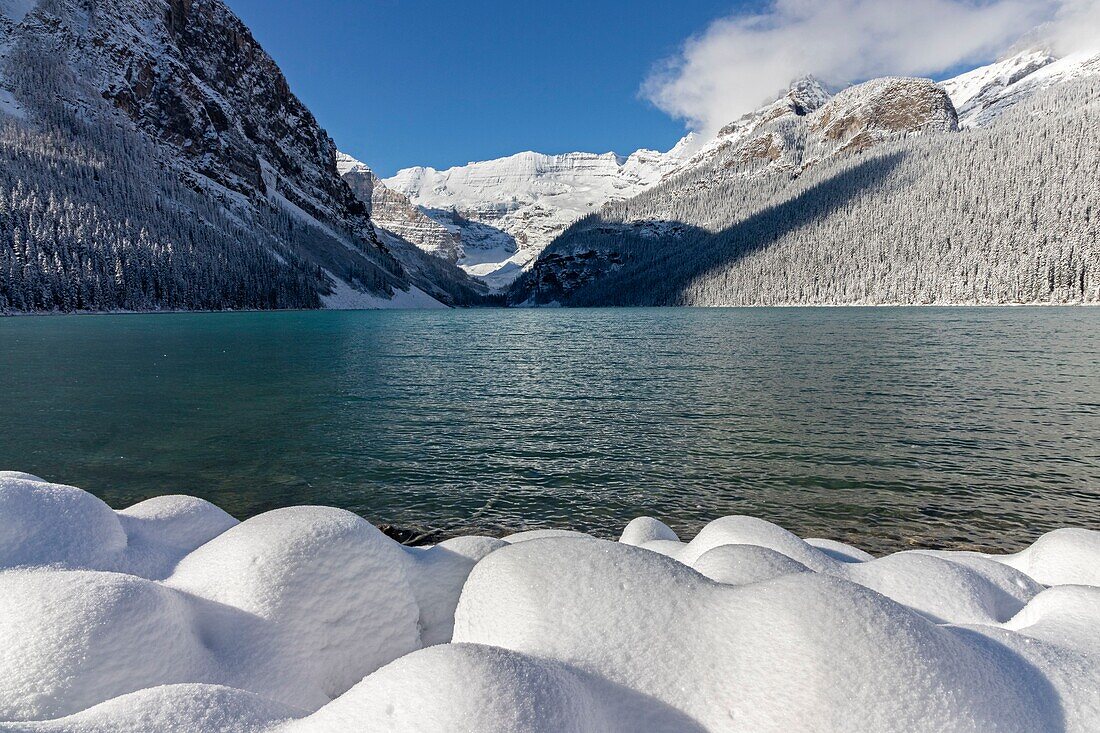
[[995, 528, 1100, 586], [8, 684, 302, 733], [454, 538, 1063, 732], [619, 516, 679, 546], [0, 476, 127, 571], [690, 543, 811, 585], [167, 507, 421, 700], [0, 474, 236, 579], [1, 475, 1099, 732]]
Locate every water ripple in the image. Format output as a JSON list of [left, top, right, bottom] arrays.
[[0, 307, 1098, 553]]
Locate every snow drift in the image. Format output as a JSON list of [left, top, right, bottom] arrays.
[[1, 471, 1098, 732]]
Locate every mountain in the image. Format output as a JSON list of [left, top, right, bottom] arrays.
[[513, 69, 1099, 306], [338, 152, 525, 291], [943, 46, 1100, 127], [382, 75, 957, 292], [336, 153, 463, 263], [668, 76, 832, 175], [0, 0, 482, 312], [383, 141, 695, 289]]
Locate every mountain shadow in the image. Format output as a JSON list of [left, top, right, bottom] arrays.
[[516, 152, 905, 306]]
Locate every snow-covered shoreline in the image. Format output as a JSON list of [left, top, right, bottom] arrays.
[[1, 471, 1098, 732]]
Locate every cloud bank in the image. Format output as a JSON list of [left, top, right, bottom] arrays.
[[1048, 0, 1100, 55], [645, 0, 1098, 137]]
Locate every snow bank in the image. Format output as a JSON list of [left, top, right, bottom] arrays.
[[319, 278, 448, 310], [1, 475, 1098, 732]]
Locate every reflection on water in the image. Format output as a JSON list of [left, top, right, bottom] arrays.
[[1, 308, 1097, 553]]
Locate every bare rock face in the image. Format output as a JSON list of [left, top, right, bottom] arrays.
[[337, 153, 464, 263], [812, 77, 959, 155], [73, 0, 366, 230], [1, 0, 484, 307]]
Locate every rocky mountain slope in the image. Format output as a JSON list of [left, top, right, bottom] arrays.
[[513, 68, 1099, 306], [337, 153, 463, 263], [383, 142, 695, 288], [943, 46, 1100, 127], [338, 152, 529, 291], [0, 0, 483, 312]]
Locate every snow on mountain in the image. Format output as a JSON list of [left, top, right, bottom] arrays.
[[943, 46, 1100, 127], [336, 152, 463, 262], [615, 76, 956, 202], [378, 77, 837, 290], [384, 145, 692, 288], [516, 72, 1100, 306], [379, 39, 1100, 298], [673, 76, 832, 174], [0, 0, 481, 311]]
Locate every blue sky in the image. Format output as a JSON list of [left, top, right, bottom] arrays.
[[225, 0, 747, 177]]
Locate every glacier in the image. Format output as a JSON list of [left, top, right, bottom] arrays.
[[382, 141, 696, 289]]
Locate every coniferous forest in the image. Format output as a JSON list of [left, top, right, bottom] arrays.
[[519, 77, 1100, 306]]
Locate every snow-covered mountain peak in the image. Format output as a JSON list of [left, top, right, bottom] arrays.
[[673, 75, 834, 174], [335, 151, 372, 177], [787, 75, 832, 111], [382, 142, 692, 287], [942, 46, 1100, 127]]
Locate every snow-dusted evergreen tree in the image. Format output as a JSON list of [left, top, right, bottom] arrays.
[[517, 75, 1099, 306], [0, 0, 484, 313]]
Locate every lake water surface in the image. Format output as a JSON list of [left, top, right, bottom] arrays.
[[1, 308, 1097, 553]]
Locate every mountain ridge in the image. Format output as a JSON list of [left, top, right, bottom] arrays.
[[510, 66, 1099, 306], [380, 43, 1098, 301], [0, 0, 484, 312]]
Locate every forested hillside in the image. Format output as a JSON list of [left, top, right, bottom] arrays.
[[516, 74, 1099, 306], [0, 91, 325, 311], [0, 0, 482, 313]]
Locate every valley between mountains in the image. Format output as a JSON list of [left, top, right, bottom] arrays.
[[0, 0, 1097, 311]]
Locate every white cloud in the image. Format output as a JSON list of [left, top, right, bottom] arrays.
[[644, 0, 1094, 137], [1046, 0, 1100, 54]]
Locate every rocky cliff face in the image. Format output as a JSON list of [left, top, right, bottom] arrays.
[[98, 0, 362, 230], [337, 153, 463, 263], [383, 144, 693, 288], [811, 77, 958, 154], [0, 0, 483, 309]]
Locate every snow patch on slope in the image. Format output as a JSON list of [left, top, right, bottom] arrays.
[[0, 87, 23, 118], [320, 278, 447, 310], [0, 0, 34, 24]]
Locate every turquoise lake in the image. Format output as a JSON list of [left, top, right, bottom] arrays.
[[1, 308, 1097, 553]]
